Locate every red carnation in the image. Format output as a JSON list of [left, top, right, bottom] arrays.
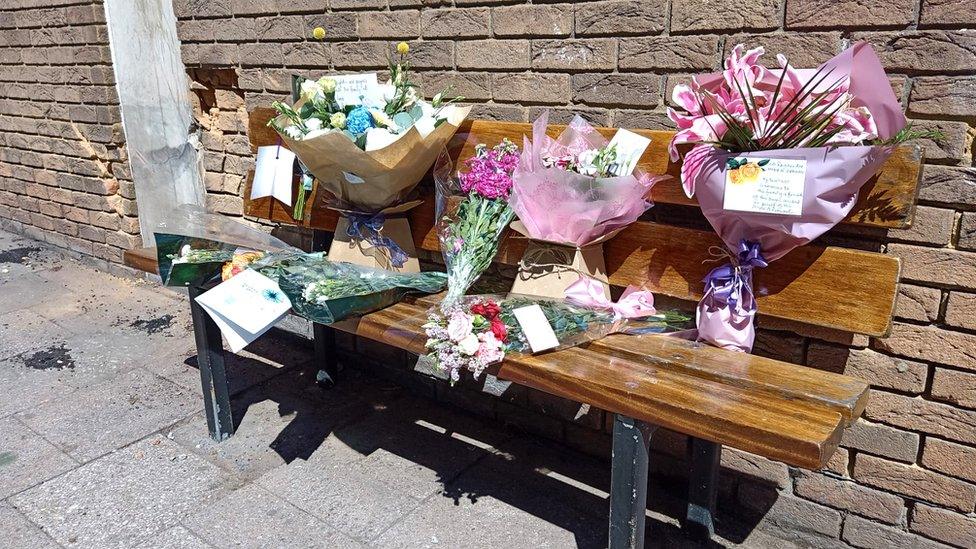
[[482, 301, 501, 319], [490, 318, 507, 342]]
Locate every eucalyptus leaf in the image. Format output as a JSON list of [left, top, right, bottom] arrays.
[[393, 112, 414, 129], [409, 104, 424, 120]]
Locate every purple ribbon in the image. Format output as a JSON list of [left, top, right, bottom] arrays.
[[702, 240, 768, 311], [346, 213, 408, 268]]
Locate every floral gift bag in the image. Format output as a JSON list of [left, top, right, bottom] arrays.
[[668, 42, 932, 352]]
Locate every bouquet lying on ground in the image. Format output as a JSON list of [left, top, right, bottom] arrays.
[[667, 42, 936, 352], [510, 111, 660, 247], [434, 139, 520, 308], [268, 40, 471, 260], [421, 280, 691, 383]]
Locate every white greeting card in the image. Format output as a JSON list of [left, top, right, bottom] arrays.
[[607, 129, 652, 176], [250, 146, 296, 206], [512, 304, 560, 353], [194, 269, 292, 352], [723, 157, 806, 216], [333, 72, 379, 108]]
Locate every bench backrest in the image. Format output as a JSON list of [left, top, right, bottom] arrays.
[[243, 109, 923, 338]]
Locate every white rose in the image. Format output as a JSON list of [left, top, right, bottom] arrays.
[[458, 334, 480, 356], [446, 312, 472, 342], [299, 80, 323, 103], [305, 118, 324, 131], [576, 149, 600, 176], [283, 125, 303, 139], [364, 127, 403, 151]]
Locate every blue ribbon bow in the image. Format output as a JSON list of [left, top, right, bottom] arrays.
[[702, 240, 768, 311], [346, 213, 408, 268]]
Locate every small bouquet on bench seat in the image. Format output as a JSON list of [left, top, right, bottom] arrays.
[[668, 41, 934, 352], [267, 42, 471, 271], [508, 111, 662, 298]]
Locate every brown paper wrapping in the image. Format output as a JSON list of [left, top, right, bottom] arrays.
[[509, 221, 620, 299], [326, 200, 422, 272], [275, 105, 472, 213]]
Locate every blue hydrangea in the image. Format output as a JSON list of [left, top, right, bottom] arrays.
[[345, 107, 374, 135]]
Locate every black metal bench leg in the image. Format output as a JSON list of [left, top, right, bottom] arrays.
[[312, 323, 338, 388], [684, 437, 722, 540], [609, 414, 656, 549], [188, 284, 234, 441]]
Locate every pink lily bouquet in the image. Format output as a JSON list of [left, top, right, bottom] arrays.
[[668, 42, 934, 352]]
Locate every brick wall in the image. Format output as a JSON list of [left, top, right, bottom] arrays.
[[1, 0, 974, 546], [0, 0, 139, 272], [168, 1, 976, 545]]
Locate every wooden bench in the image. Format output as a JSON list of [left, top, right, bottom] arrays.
[[124, 112, 923, 549]]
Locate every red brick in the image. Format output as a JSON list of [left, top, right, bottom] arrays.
[[786, 0, 915, 29], [889, 206, 955, 246], [575, 0, 665, 37], [910, 77, 976, 118], [420, 7, 489, 38], [723, 32, 842, 68], [794, 471, 904, 524], [571, 73, 660, 108], [911, 503, 976, 548], [843, 515, 951, 549], [920, 0, 976, 26], [894, 283, 943, 323], [854, 31, 976, 74], [918, 166, 976, 209], [872, 322, 976, 370], [531, 39, 617, 71], [492, 4, 573, 38], [720, 447, 789, 488], [619, 36, 719, 71], [946, 292, 976, 331], [490, 73, 569, 105], [843, 418, 920, 462], [854, 453, 976, 511], [931, 368, 976, 409], [865, 391, 976, 445], [357, 10, 419, 39], [673, 0, 779, 33], [922, 437, 976, 483]]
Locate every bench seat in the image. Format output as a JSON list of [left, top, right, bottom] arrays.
[[123, 246, 866, 470]]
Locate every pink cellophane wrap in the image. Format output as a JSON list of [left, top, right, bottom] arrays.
[[509, 111, 658, 247], [691, 42, 906, 353]]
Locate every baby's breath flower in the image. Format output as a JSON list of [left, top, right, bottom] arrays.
[[396, 42, 409, 55], [311, 27, 326, 40]]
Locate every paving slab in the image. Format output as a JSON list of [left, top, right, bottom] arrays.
[[15, 368, 200, 462], [0, 306, 67, 361], [0, 270, 73, 316], [256, 449, 422, 543], [183, 482, 362, 548], [10, 437, 233, 549], [0, 354, 79, 418], [0, 416, 77, 499], [0, 501, 60, 548], [134, 525, 214, 549]]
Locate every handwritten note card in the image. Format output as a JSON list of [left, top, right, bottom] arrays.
[[194, 269, 292, 352], [723, 157, 806, 216], [333, 73, 379, 108]]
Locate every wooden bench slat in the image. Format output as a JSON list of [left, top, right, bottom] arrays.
[[246, 109, 923, 230], [352, 300, 846, 470], [122, 248, 857, 468], [587, 334, 868, 423]]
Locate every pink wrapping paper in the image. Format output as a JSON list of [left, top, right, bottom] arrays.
[[689, 43, 906, 352], [509, 111, 657, 247]]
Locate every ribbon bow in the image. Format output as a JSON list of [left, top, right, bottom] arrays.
[[564, 276, 657, 320], [345, 213, 408, 268], [702, 240, 768, 311]]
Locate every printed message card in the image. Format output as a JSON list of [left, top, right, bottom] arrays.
[[250, 145, 296, 206], [512, 304, 560, 353], [333, 72, 379, 108], [723, 157, 806, 216], [607, 129, 652, 177], [195, 269, 292, 352]]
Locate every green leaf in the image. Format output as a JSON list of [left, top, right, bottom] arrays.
[[757, 158, 770, 166], [290, 74, 305, 103], [409, 104, 424, 120]]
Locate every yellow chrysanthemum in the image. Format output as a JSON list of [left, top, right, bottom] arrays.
[[396, 41, 409, 55], [312, 27, 326, 40]]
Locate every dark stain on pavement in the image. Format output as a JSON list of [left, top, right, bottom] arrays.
[[0, 246, 40, 264], [0, 451, 15, 467], [20, 344, 76, 371], [130, 314, 175, 335]]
